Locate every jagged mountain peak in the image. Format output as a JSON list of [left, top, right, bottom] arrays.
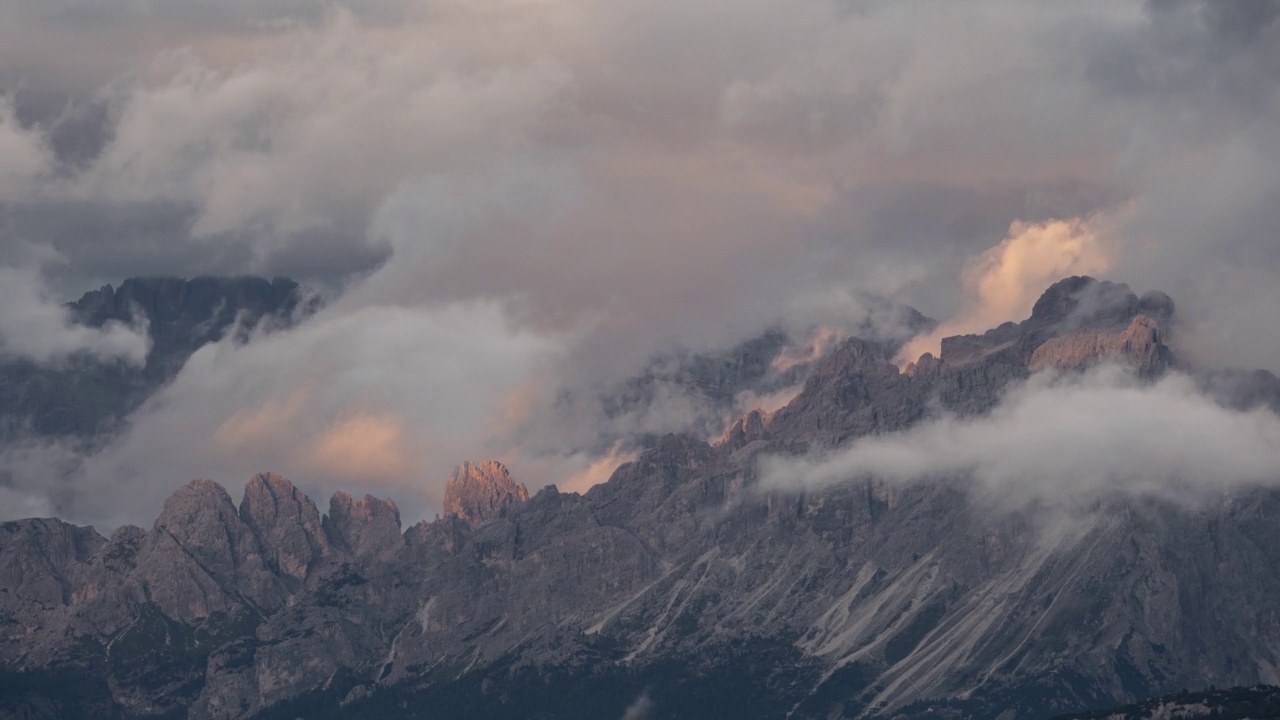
[[150, 475, 395, 579], [154, 478, 240, 533], [70, 275, 307, 330], [1028, 312, 1170, 375], [324, 491, 403, 559], [443, 460, 529, 526], [940, 276, 1175, 374], [718, 408, 771, 452], [240, 472, 330, 583], [2, 274, 312, 444], [1028, 275, 1174, 329], [5, 276, 1279, 720]]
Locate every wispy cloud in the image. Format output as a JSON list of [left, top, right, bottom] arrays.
[[760, 366, 1280, 510], [0, 263, 149, 365], [620, 692, 655, 720]]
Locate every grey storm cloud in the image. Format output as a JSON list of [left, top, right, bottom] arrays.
[[0, 0, 1278, 524]]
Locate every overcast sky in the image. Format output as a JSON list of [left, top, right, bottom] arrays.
[[1, 0, 1278, 526]]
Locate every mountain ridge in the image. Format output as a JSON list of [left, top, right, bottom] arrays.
[[4, 276, 1280, 720]]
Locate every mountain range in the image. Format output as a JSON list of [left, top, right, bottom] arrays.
[[3, 276, 1280, 719]]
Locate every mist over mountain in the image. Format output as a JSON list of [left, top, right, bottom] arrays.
[[0, 276, 308, 443], [0, 275, 912, 525], [4, 0, 1279, 529], [3, 0, 1280, 717], [4, 276, 1280, 719]]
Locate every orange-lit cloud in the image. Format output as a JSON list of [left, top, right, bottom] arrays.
[[496, 371, 555, 439], [215, 392, 419, 487], [772, 326, 844, 374], [560, 444, 637, 494], [735, 385, 803, 417], [304, 412, 418, 486], [212, 389, 311, 455], [897, 217, 1112, 366]]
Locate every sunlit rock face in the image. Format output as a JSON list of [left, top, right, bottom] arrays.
[[2, 278, 1280, 720], [940, 276, 1174, 373], [442, 460, 530, 526], [1029, 313, 1170, 375]]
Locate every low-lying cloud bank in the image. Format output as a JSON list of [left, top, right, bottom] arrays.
[[760, 366, 1280, 509]]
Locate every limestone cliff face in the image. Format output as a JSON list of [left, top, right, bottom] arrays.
[[3, 277, 1279, 720], [1029, 314, 1170, 375], [442, 460, 529, 526], [323, 491, 403, 560], [239, 473, 330, 585], [939, 276, 1174, 374], [0, 475, 418, 718], [145, 478, 288, 618]]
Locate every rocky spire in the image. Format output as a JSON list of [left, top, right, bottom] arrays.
[[442, 460, 529, 526], [153, 479, 260, 585], [147, 478, 287, 616], [240, 472, 330, 584], [719, 409, 770, 452], [323, 491, 403, 560]]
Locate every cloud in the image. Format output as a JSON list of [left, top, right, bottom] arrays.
[[620, 692, 655, 720], [2, 0, 1280, 524], [0, 263, 149, 364], [66, 12, 574, 246], [896, 217, 1113, 364], [760, 366, 1280, 510], [3, 1, 1276, 359], [0, 97, 53, 198], [0, 3, 1149, 314], [0, 486, 55, 521], [33, 299, 562, 528], [558, 444, 638, 495]]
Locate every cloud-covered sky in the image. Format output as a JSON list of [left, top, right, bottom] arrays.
[[1, 0, 1278, 526]]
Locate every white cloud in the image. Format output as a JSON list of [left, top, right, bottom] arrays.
[[620, 692, 655, 720], [760, 366, 1280, 510], [68, 12, 574, 247], [0, 97, 53, 199], [50, 299, 562, 528], [896, 217, 1114, 365], [0, 264, 149, 365]]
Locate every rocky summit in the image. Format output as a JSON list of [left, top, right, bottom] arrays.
[[3, 277, 1280, 720], [935, 276, 1174, 374], [442, 460, 530, 527]]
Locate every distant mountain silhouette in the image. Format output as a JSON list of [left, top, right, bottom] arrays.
[[0, 276, 309, 442]]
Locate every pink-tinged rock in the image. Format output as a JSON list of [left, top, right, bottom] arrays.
[[442, 460, 529, 527]]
